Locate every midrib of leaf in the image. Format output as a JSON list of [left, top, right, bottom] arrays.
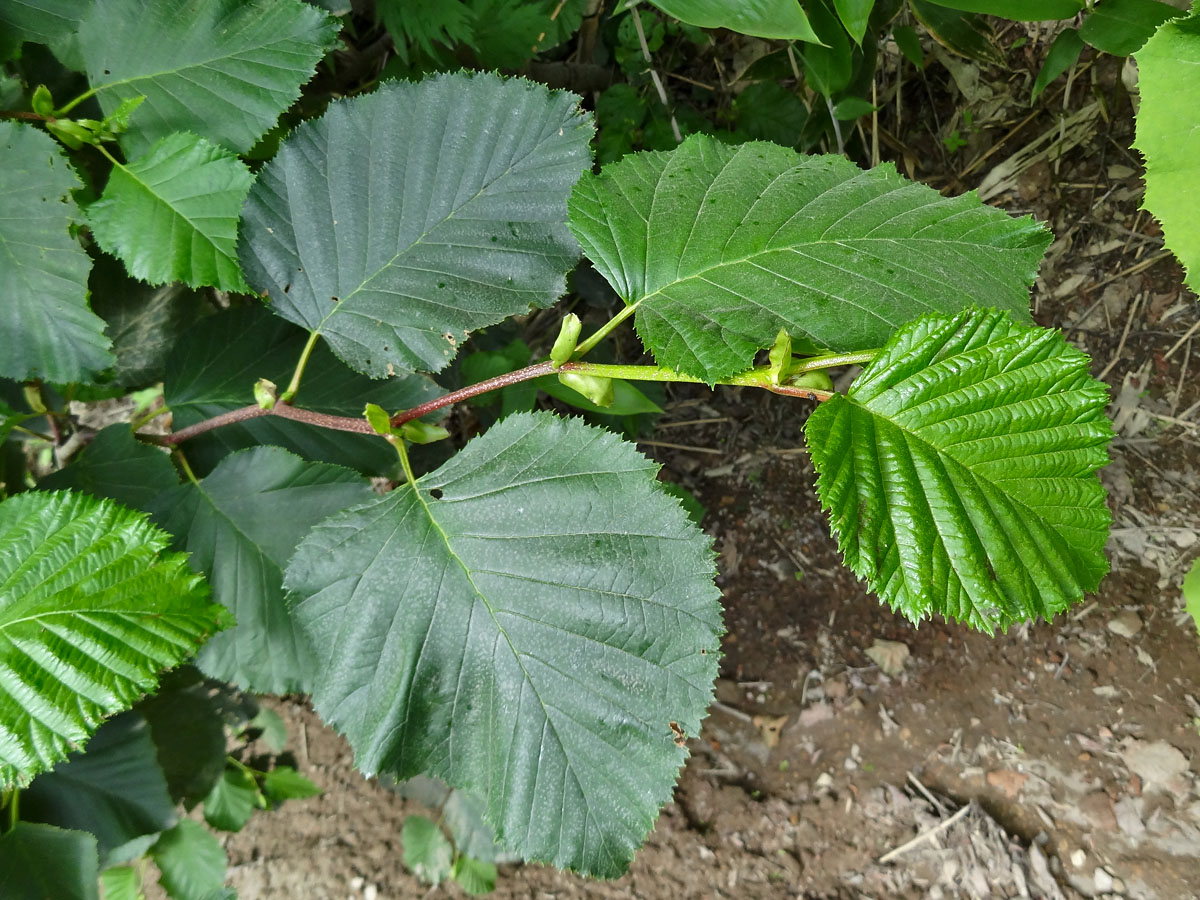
[[89, 48, 308, 104], [405, 483, 613, 857]]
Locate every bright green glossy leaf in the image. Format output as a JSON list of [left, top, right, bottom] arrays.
[[1032, 27, 1084, 102], [646, 0, 820, 40], [164, 306, 442, 476], [403, 816, 454, 885], [285, 412, 722, 876], [99, 866, 141, 900], [20, 712, 177, 859], [453, 856, 497, 895], [921, 0, 1082, 19], [806, 309, 1112, 632], [1133, 8, 1199, 291], [261, 766, 320, 802], [78, 0, 340, 154], [800, 0, 853, 96], [40, 424, 179, 511], [0, 122, 111, 383], [87, 133, 253, 291], [239, 72, 592, 377], [569, 134, 1050, 383], [1184, 556, 1200, 634], [1080, 0, 1178, 56], [0, 823, 98, 900], [151, 447, 373, 694], [833, 0, 875, 43], [202, 767, 258, 833], [151, 820, 227, 900], [0, 491, 226, 788]]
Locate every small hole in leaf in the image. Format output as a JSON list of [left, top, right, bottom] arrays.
[[104, 69, 111, 75], [331, 295, 339, 303], [283, 284, 290, 293], [429, 488, 444, 500]]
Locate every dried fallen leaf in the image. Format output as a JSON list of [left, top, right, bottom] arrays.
[[752, 714, 788, 749], [865, 639, 910, 676]]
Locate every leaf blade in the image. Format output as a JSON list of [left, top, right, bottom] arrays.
[[285, 411, 722, 876], [805, 309, 1112, 631], [646, 0, 820, 41]]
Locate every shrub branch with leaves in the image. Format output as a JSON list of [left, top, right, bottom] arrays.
[[0, 0, 1129, 895]]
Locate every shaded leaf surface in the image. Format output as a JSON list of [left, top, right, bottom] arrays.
[[805, 309, 1111, 631], [1080, 0, 1178, 55], [151, 820, 227, 900], [285, 412, 722, 876], [136, 668, 227, 807], [78, 0, 339, 154], [165, 305, 441, 475], [87, 133, 253, 291], [239, 72, 593, 377], [40, 424, 179, 510], [0, 823, 98, 900], [21, 712, 176, 859], [0, 122, 111, 383], [569, 135, 1050, 382], [151, 447, 373, 694], [646, 0, 819, 40], [0, 491, 224, 787]]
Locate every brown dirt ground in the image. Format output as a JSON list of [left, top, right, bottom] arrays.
[[212, 22, 1200, 900]]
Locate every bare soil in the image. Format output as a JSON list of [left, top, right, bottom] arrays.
[[221, 25, 1200, 900]]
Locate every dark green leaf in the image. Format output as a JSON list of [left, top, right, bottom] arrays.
[[920, 0, 1083, 19], [21, 712, 177, 859], [910, 0, 1002, 64], [467, 0, 586, 66], [88, 253, 209, 388], [646, 0, 820, 40], [832, 96, 877, 119], [0, 823, 98, 900], [285, 412, 721, 876], [202, 768, 258, 833], [1080, 0, 1178, 56], [800, 0, 853, 96], [39, 424, 179, 510], [87, 133, 253, 291], [805, 309, 1111, 631], [453, 856, 497, 895], [164, 306, 441, 476], [402, 816, 454, 885], [833, 0, 875, 43], [245, 706, 288, 754], [1032, 28, 1084, 101], [137, 670, 228, 807], [569, 134, 1050, 383], [239, 72, 593, 377], [892, 24, 925, 68], [78, 0, 340, 154], [733, 82, 808, 145], [0, 0, 85, 45], [0, 122, 111, 383], [536, 374, 663, 416], [0, 491, 226, 788], [151, 820, 227, 900], [151, 447, 373, 694], [261, 766, 321, 802]]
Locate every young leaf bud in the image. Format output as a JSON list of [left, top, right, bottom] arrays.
[[559, 371, 614, 407], [549, 313, 582, 369]]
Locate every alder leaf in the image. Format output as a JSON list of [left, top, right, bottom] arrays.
[[646, 0, 820, 41], [87, 133, 253, 291], [150, 820, 227, 900], [78, 0, 340, 154], [569, 134, 1051, 383], [0, 122, 112, 383], [239, 72, 593, 377], [150, 447, 374, 694], [164, 306, 442, 476], [39, 424, 179, 511], [284, 412, 722, 876], [805, 309, 1112, 632], [0, 823, 98, 900], [1133, 7, 1199, 291], [0, 491, 226, 788]]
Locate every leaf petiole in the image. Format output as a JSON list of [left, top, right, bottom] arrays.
[[281, 331, 322, 403]]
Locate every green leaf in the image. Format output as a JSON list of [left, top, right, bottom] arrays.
[[0, 0, 86, 45], [805, 309, 1111, 632], [0, 823, 99, 900], [40, 424, 179, 510], [832, 96, 878, 120], [100, 865, 142, 900], [239, 72, 593, 377], [392, 776, 513, 863], [285, 411, 722, 876], [568, 134, 1051, 383], [833, 0, 875, 43], [136, 669, 227, 807], [150, 447, 374, 694], [402, 816, 454, 885], [1032, 28, 1084, 102], [202, 767, 258, 833], [892, 24, 926, 68], [537, 374, 663, 416], [646, 0, 820, 41], [453, 856, 497, 895], [0, 491, 226, 788], [20, 712, 177, 859], [1080, 0, 1178, 56], [87, 133, 254, 291], [1133, 8, 1200, 291], [164, 306, 442, 476], [246, 706, 288, 754], [910, 0, 1002, 64], [88, 253, 209, 389], [733, 82, 809, 146], [800, 0, 853, 96], [467, 0, 586, 67], [261, 766, 321, 802], [0, 122, 112, 383], [78, 0, 340, 155], [1184, 555, 1200, 635], [377, 0, 475, 63], [920, 0, 1083, 19], [151, 820, 227, 900]]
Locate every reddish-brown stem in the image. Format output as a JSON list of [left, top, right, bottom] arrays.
[[0, 111, 46, 121], [391, 362, 556, 426]]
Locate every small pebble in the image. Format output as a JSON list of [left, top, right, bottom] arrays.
[[1070, 849, 1087, 868], [1093, 867, 1115, 892], [1106, 611, 1143, 638]]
